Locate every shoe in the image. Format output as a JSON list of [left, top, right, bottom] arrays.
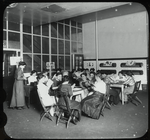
[[17, 107, 22, 110], [72, 117, 77, 125], [21, 106, 26, 109], [9, 107, 15, 109]]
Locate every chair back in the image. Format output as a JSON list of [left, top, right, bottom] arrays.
[[133, 81, 141, 94], [59, 92, 71, 114], [37, 87, 47, 111]]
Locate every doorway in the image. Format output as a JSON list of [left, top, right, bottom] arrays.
[[3, 50, 19, 101]]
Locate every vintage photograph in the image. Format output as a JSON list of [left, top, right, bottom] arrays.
[[2, 2, 148, 139]]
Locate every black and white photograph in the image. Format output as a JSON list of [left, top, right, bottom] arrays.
[[2, 2, 148, 139]]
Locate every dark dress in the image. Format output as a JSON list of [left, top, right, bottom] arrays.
[[10, 67, 26, 108], [58, 83, 81, 120], [81, 91, 104, 119]]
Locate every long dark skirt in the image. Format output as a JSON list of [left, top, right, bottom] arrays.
[[81, 91, 104, 119]]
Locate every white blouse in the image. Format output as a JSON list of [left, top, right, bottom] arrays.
[[37, 82, 56, 106], [93, 80, 106, 94]]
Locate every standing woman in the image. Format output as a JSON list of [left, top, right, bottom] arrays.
[[10, 61, 27, 110]]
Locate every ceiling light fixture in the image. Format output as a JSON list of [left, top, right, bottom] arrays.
[[7, 3, 18, 8]]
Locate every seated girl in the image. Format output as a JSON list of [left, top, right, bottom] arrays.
[[27, 70, 37, 86], [58, 75, 81, 124], [79, 73, 91, 98], [118, 71, 135, 103], [37, 73, 56, 116], [81, 76, 106, 119]]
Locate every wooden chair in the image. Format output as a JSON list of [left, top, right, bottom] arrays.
[[100, 84, 111, 117], [56, 92, 81, 128], [127, 81, 142, 106], [37, 88, 53, 122]]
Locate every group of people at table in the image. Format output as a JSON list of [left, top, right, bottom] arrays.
[[9, 61, 136, 123]]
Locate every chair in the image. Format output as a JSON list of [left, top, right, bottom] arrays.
[[100, 84, 111, 117], [56, 92, 81, 128], [37, 88, 53, 122], [127, 81, 142, 106]]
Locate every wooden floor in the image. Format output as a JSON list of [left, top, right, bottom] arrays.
[[2, 90, 148, 139]]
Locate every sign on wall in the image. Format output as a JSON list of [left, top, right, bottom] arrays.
[[46, 62, 55, 69], [10, 57, 22, 65]]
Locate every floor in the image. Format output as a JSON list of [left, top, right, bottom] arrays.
[[2, 90, 148, 139]]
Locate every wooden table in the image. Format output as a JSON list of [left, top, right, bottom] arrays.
[[110, 83, 125, 105], [71, 87, 84, 102]]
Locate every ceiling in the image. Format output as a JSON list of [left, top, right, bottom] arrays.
[[3, 2, 130, 26]]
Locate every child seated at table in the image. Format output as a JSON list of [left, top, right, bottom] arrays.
[[27, 70, 37, 86], [58, 75, 81, 124]]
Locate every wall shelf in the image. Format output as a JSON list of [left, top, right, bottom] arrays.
[[121, 70, 143, 75], [120, 63, 143, 67], [99, 63, 116, 67], [100, 69, 117, 74]]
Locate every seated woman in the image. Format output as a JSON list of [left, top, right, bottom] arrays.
[[79, 73, 91, 98], [101, 72, 120, 105], [81, 76, 106, 119], [37, 73, 56, 116], [58, 75, 81, 124], [118, 71, 135, 103], [27, 70, 37, 86]]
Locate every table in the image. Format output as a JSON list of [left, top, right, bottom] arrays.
[[71, 87, 84, 102], [110, 83, 125, 105]]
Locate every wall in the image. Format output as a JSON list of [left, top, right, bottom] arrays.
[[97, 11, 148, 59], [83, 21, 96, 59], [83, 11, 148, 59], [82, 9, 148, 87]]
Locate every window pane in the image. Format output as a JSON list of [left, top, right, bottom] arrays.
[[58, 40, 64, 54], [51, 39, 57, 54], [42, 37, 49, 54], [33, 26, 41, 35], [33, 36, 41, 53], [8, 32, 20, 49], [71, 27, 77, 41], [58, 23, 64, 39], [23, 54, 32, 73], [71, 20, 76, 27], [65, 56, 70, 70], [77, 29, 82, 42], [65, 19, 70, 25], [58, 20, 64, 23], [3, 31, 6, 40], [71, 42, 77, 53], [42, 24, 49, 36], [51, 55, 57, 70], [65, 25, 70, 40], [65, 41, 70, 54], [42, 55, 49, 70], [33, 55, 41, 72], [8, 21, 20, 31], [3, 20, 6, 29], [23, 25, 31, 33], [77, 42, 83, 53], [23, 34, 32, 53], [77, 22, 82, 28], [3, 31, 6, 48], [51, 22, 57, 38], [59, 56, 64, 70]]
